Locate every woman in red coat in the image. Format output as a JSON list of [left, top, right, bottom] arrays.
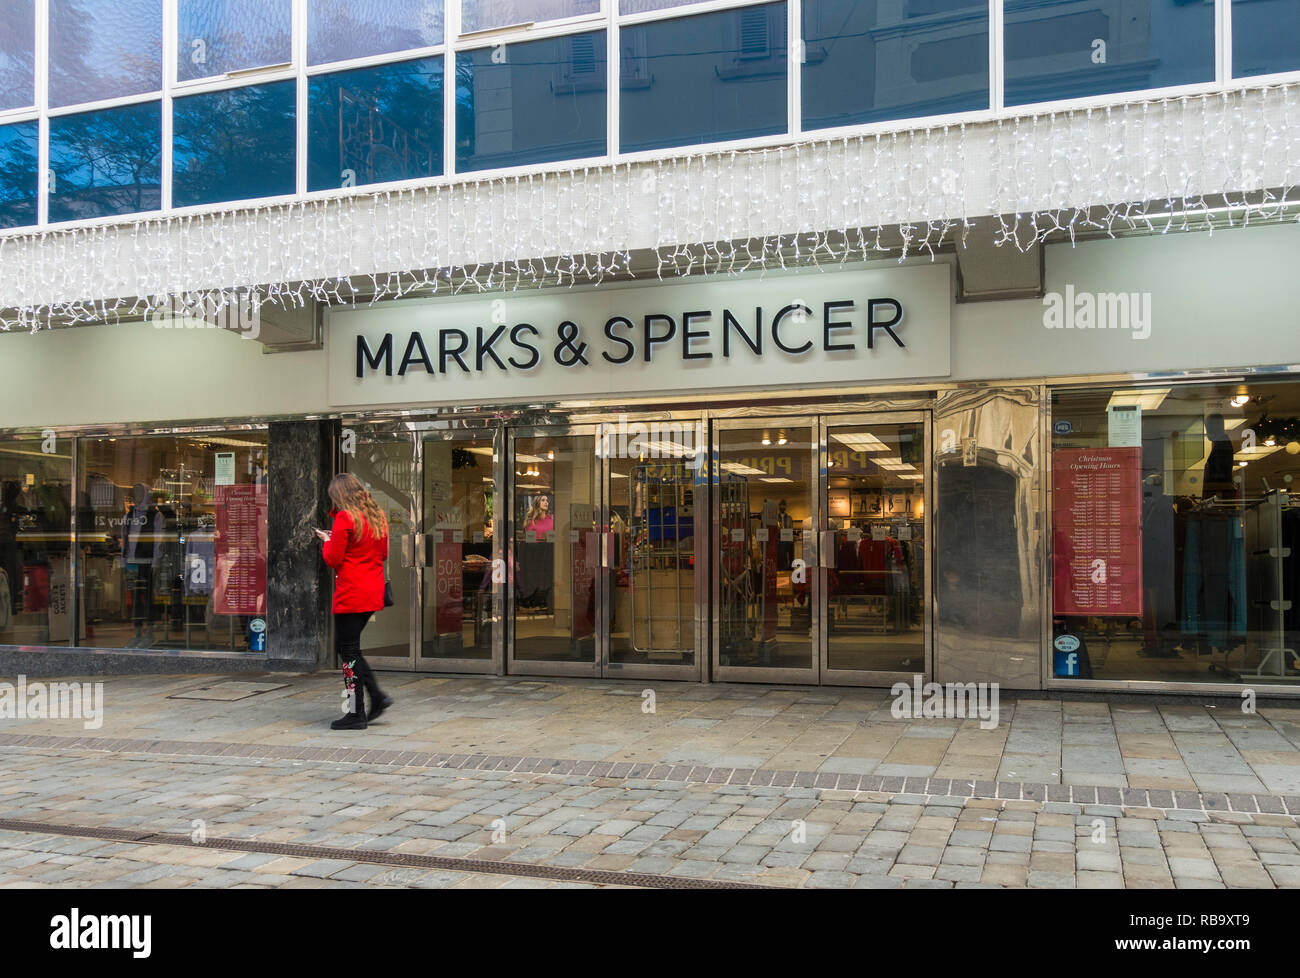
[[316, 473, 392, 730]]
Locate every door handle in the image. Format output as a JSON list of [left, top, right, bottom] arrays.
[[820, 530, 837, 568], [602, 531, 614, 568], [422, 533, 434, 567]]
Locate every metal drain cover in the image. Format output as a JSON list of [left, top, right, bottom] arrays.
[[168, 681, 290, 701]]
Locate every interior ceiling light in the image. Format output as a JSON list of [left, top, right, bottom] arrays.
[[1231, 394, 1251, 407], [832, 432, 889, 452], [1107, 388, 1171, 413]]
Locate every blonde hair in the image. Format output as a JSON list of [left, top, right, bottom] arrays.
[[328, 473, 389, 542]]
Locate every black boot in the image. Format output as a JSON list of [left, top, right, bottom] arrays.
[[330, 683, 368, 730], [355, 655, 393, 721]]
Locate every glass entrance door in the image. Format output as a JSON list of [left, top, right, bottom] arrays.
[[507, 423, 705, 680], [344, 422, 502, 674], [820, 414, 930, 685], [712, 413, 931, 686], [712, 419, 821, 683]]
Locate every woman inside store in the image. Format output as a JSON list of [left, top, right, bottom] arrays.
[[317, 473, 392, 730]]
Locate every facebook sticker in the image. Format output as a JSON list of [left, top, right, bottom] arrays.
[[1053, 634, 1081, 677]]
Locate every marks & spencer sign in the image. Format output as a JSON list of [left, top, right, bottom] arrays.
[[328, 264, 951, 407]]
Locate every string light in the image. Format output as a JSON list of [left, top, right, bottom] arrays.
[[0, 84, 1296, 331]]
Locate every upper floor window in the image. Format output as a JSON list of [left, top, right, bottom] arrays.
[[49, 0, 163, 108], [308, 0, 445, 66], [1004, 0, 1215, 107], [461, 0, 600, 34], [1233, 0, 1300, 78], [308, 56, 445, 191], [802, 0, 990, 132], [173, 81, 296, 207], [49, 101, 162, 222], [0, 121, 38, 230], [178, 0, 293, 82], [620, 3, 788, 153], [0, 0, 36, 112], [456, 31, 607, 172]]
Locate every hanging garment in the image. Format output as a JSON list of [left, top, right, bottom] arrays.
[[22, 563, 50, 614]]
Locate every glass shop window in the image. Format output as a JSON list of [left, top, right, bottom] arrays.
[[308, 0, 444, 66], [178, 0, 293, 83], [461, 0, 600, 35], [0, 0, 36, 112], [0, 121, 38, 231], [308, 57, 444, 192], [1050, 381, 1300, 686], [456, 32, 607, 172], [49, 0, 163, 109], [620, 3, 787, 154], [801, 0, 989, 132], [172, 81, 296, 207], [77, 433, 269, 653], [48, 102, 162, 222], [1004, 0, 1214, 108], [0, 438, 74, 647], [1232, 0, 1300, 78]]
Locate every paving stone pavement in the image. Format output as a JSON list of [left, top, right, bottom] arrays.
[[6, 672, 1300, 797], [1, 744, 1299, 888], [4, 672, 1300, 888]]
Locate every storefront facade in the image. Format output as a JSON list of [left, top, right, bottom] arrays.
[[1, 0, 1298, 693], [4, 220, 1300, 696]]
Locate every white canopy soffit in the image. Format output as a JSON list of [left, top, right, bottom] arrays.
[[0, 84, 1297, 329]]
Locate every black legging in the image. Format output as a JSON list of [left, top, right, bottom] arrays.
[[335, 612, 383, 716]]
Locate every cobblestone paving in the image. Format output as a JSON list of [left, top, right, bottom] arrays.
[[2, 746, 1298, 888], [5, 672, 1300, 795]]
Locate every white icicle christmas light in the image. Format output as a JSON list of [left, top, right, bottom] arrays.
[[0, 84, 1296, 330]]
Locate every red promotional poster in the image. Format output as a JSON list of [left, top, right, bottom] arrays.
[[1052, 448, 1143, 617], [433, 508, 463, 635], [215, 484, 267, 616]]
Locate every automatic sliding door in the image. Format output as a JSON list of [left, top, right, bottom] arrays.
[[419, 431, 500, 672], [821, 415, 930, 685], [713, 420, 819, 684], [344, 427, 417, 669], [509, 431, 600, 674]]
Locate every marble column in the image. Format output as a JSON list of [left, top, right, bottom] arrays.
[[267, 420, 337, 668]]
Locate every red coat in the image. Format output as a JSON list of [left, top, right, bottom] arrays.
[[322, 510, 389, 614]]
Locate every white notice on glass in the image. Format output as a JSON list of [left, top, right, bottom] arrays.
[[1108, 404, 1142, 447], [215, 453, 235, 486], [755, 528, 769, 542], [780, 528, 794, 542], [871, 525, 888, 541]]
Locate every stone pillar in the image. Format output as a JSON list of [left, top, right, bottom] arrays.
[[267, 419, 337, 669]]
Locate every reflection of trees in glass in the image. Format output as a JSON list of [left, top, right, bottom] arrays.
[[308, 0, 444, 65], [48, 0, 163, 108], [49, 104, 161, 221], [178, 0, 292, 81], [173, 82, 296, 207], [307, 59, 444, 191], [0, 123, 38, 229], [0, 0, 36, 111]]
